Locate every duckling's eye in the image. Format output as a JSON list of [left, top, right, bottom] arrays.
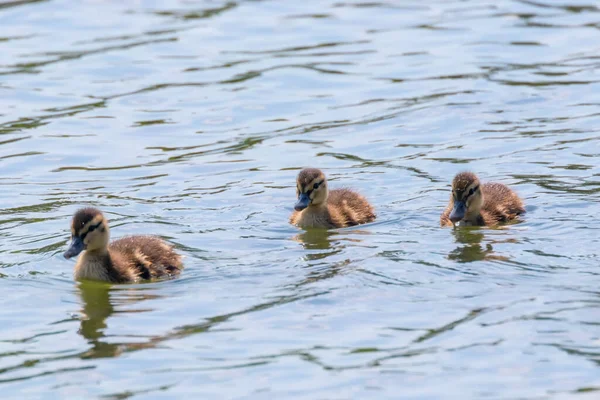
[[313, 182, 320, 189], [469, 188, 474, 196]]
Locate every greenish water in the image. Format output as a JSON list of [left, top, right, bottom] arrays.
[[1, 0, 600, 398]]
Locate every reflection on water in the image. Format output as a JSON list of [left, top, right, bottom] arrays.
[[78, 283, 114, 357], [293, 229, 336, 252], [77, 283, 164, 359], [447, 228, 514, 263], [448, 228, 491, 263], [1, 0, 600, 397]]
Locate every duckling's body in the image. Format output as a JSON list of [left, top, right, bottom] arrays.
[[64, 208, 183, 283], [290, 168, 375, 229], [441, 172, 524, 227]]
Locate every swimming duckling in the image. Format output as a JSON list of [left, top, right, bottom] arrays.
[[63, 208, 183, 283], [441, 172, 525, 227], [290, 168, 376, 229]]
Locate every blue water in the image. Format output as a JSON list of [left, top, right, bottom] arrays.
[[1, 0, 600, 398]]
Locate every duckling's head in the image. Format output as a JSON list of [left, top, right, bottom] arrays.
[[449, 172, 483, 224], [294, 168, 328, 211], [64, 207, 110, 259]]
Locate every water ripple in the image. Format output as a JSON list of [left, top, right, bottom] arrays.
[[0, 0, 600, 398]]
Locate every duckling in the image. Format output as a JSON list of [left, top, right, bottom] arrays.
[[63, 208, 183, 283], [290, 168, 376, 229], [441, 172, 525, 227]]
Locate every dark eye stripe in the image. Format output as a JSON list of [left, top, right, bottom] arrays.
[[454, 185, 479, 201], [80, 221, 102, 240], [465, 185, 479, 199]]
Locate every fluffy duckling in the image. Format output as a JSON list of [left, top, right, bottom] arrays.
[[290, 168, 376, 229], [441, 172, 525, 227], [63, 208, 183, 283]]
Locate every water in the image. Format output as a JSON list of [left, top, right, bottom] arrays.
[[1, 0, 600, 398]]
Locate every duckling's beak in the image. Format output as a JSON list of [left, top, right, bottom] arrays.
[[449, 200, 466, 224], [294, 193, 311, 211], [64, 237, 85, 259]]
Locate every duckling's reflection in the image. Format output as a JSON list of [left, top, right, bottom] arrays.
[[292, 228, 366, 286], [293, 229, 335, 252], [447, 228, 510, 263], [77, 282, 119, 358], [293, 228, 366, 251], [77, 282, 161, 359]]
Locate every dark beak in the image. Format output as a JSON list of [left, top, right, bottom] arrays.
[[64, 236, 85, 259], [449, 200, 466, 224], [294, 193, 311, 211]]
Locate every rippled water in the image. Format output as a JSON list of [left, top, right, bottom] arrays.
[[1, 0, 600, 398]]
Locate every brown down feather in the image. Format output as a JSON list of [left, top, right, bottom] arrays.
[[440, 175, 525, 227], [68, 208, 183, 283], [290, 169, 376, 229]]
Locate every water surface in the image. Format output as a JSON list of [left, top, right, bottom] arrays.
[[1, 0, 600, 398]]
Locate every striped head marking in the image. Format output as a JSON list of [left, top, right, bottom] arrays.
[[64, 208, 110, 259], [295, 168, 327, 211], [450, 172, 482, 224]]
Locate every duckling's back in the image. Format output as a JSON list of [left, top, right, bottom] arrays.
[[327, 188, 376, 227], [481, 182, 525, 223], [109, 236, 183, 280]]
